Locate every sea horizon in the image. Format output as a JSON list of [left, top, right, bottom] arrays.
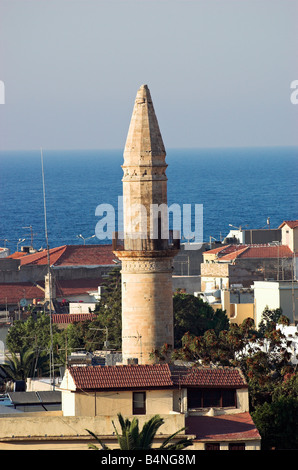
[[0, 146, 297, 255]]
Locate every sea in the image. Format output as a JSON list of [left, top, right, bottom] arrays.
[[0, 146, 297, 255]]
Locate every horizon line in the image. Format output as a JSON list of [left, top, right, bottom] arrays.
[[1, 144, 298, 153]]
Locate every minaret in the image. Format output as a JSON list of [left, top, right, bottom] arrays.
[[114, 84, 179, 364]]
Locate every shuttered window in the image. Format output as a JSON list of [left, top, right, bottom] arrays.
[[133, 391, 146, 415], [229, 443, 246, 450], [205, 443, 220, 450]]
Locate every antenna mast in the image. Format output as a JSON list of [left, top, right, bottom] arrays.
[[41, 148, 55, 389]]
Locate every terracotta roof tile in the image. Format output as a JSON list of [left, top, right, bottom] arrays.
[[185, 412, 261, 442], [279, 220, 298, 229], [68, 364, 173, 390], [0, 278, 102, 304], [6, 251, 28, 259], [215, 244, 293, 261], [18, 246, 67, 266], [239, 245, 293, 259], [54, 278, 103, 296], [171, 366, 247, 388], [217, 246, 249, 260], [12, 245, 116, 266], [67, 365, 247, 391], [205, 245, 230, 255], [0, 282, 44, 303], [52, 313, 97, 324]]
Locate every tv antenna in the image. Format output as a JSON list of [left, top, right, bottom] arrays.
[[41, 147, 55, 389]]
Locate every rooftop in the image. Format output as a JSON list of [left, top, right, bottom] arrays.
[[185, 412, 261, 442], [279, 220, 298, 229], [205, 244, 293, 261], [52, 313, 97, 324], [64, 364, 247, 391], [0, 278, 102, 304], [7, 244, 116, 267]]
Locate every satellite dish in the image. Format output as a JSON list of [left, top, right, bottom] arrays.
[[20, 298, 27, 307]]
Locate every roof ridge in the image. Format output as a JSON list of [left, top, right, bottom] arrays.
[[235, 245, 251, 258], [20, 245, 66, 265]]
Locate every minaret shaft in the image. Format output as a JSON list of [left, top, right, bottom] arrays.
[[115, 85, 179, 364]]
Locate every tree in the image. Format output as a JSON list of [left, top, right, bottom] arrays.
[[173, 292, 229, 347], [0, 347, 36, 381], [5, 313, 63, 378], [161, 315, 297, 412], [92, 267, 122, 350], [86, 413, 193, 450], [6, 312, 60, 354], [66, 320, 94, 353], [252, 396, 298, 449], [257, 307, 288, 336]]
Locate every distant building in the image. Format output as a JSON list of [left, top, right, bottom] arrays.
[[254, 280, 298, 327], [0, 248, 10, 259], [200, 231, 296, 325], [201, 243, 294, 293], [224, 227, 281, 245], [279, 220, 298, 254], [1, 244, 116, 284], [0, 278, 103, 313], [52, 313, 97, 330], [0, 244, 118, 316]]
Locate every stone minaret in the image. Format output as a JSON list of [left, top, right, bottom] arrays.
[[114, 84, 179, 364]]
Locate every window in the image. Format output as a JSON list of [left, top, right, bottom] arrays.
[[229, 443, 245, 450], [205, 443, 220, 450], [133, 392, 146, 415], [204, 389, 221, 408], [187, 388, 236, 409], [188, 389, 202, 409], [222, 389, 236, 407]]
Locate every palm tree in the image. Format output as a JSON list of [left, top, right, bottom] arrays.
[[0, 348, 36, 381], [86, 413, 193, 450]]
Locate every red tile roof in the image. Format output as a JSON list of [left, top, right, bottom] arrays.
[[171, 367, 247, 388], [206, 245, 245, 256], [238, 245, 293, 259], [0, 278, 102, 304], [206, 244, 293, 261], [0, 282, 44, 304], [9, 245, 116, 267], [68, 364, 174, 390], [279, 220, 298, 229], [5, 251, 27, 259], [52, 313, 97, 324], [54, 278, 102, 296], [205, 245, 229, 255], [218, 247, 249, 260], [66, 365, 247, 391], [185, 413, 261, 442]]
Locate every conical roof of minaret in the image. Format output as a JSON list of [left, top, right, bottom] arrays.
[[123, 84, 166, 165]]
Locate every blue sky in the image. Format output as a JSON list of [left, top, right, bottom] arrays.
[[0, 0, 297, 150]]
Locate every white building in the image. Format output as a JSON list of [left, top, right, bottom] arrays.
[[253, 280, 298, 327]]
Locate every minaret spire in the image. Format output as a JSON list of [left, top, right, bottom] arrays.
[[124, 84, 166, 161]]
